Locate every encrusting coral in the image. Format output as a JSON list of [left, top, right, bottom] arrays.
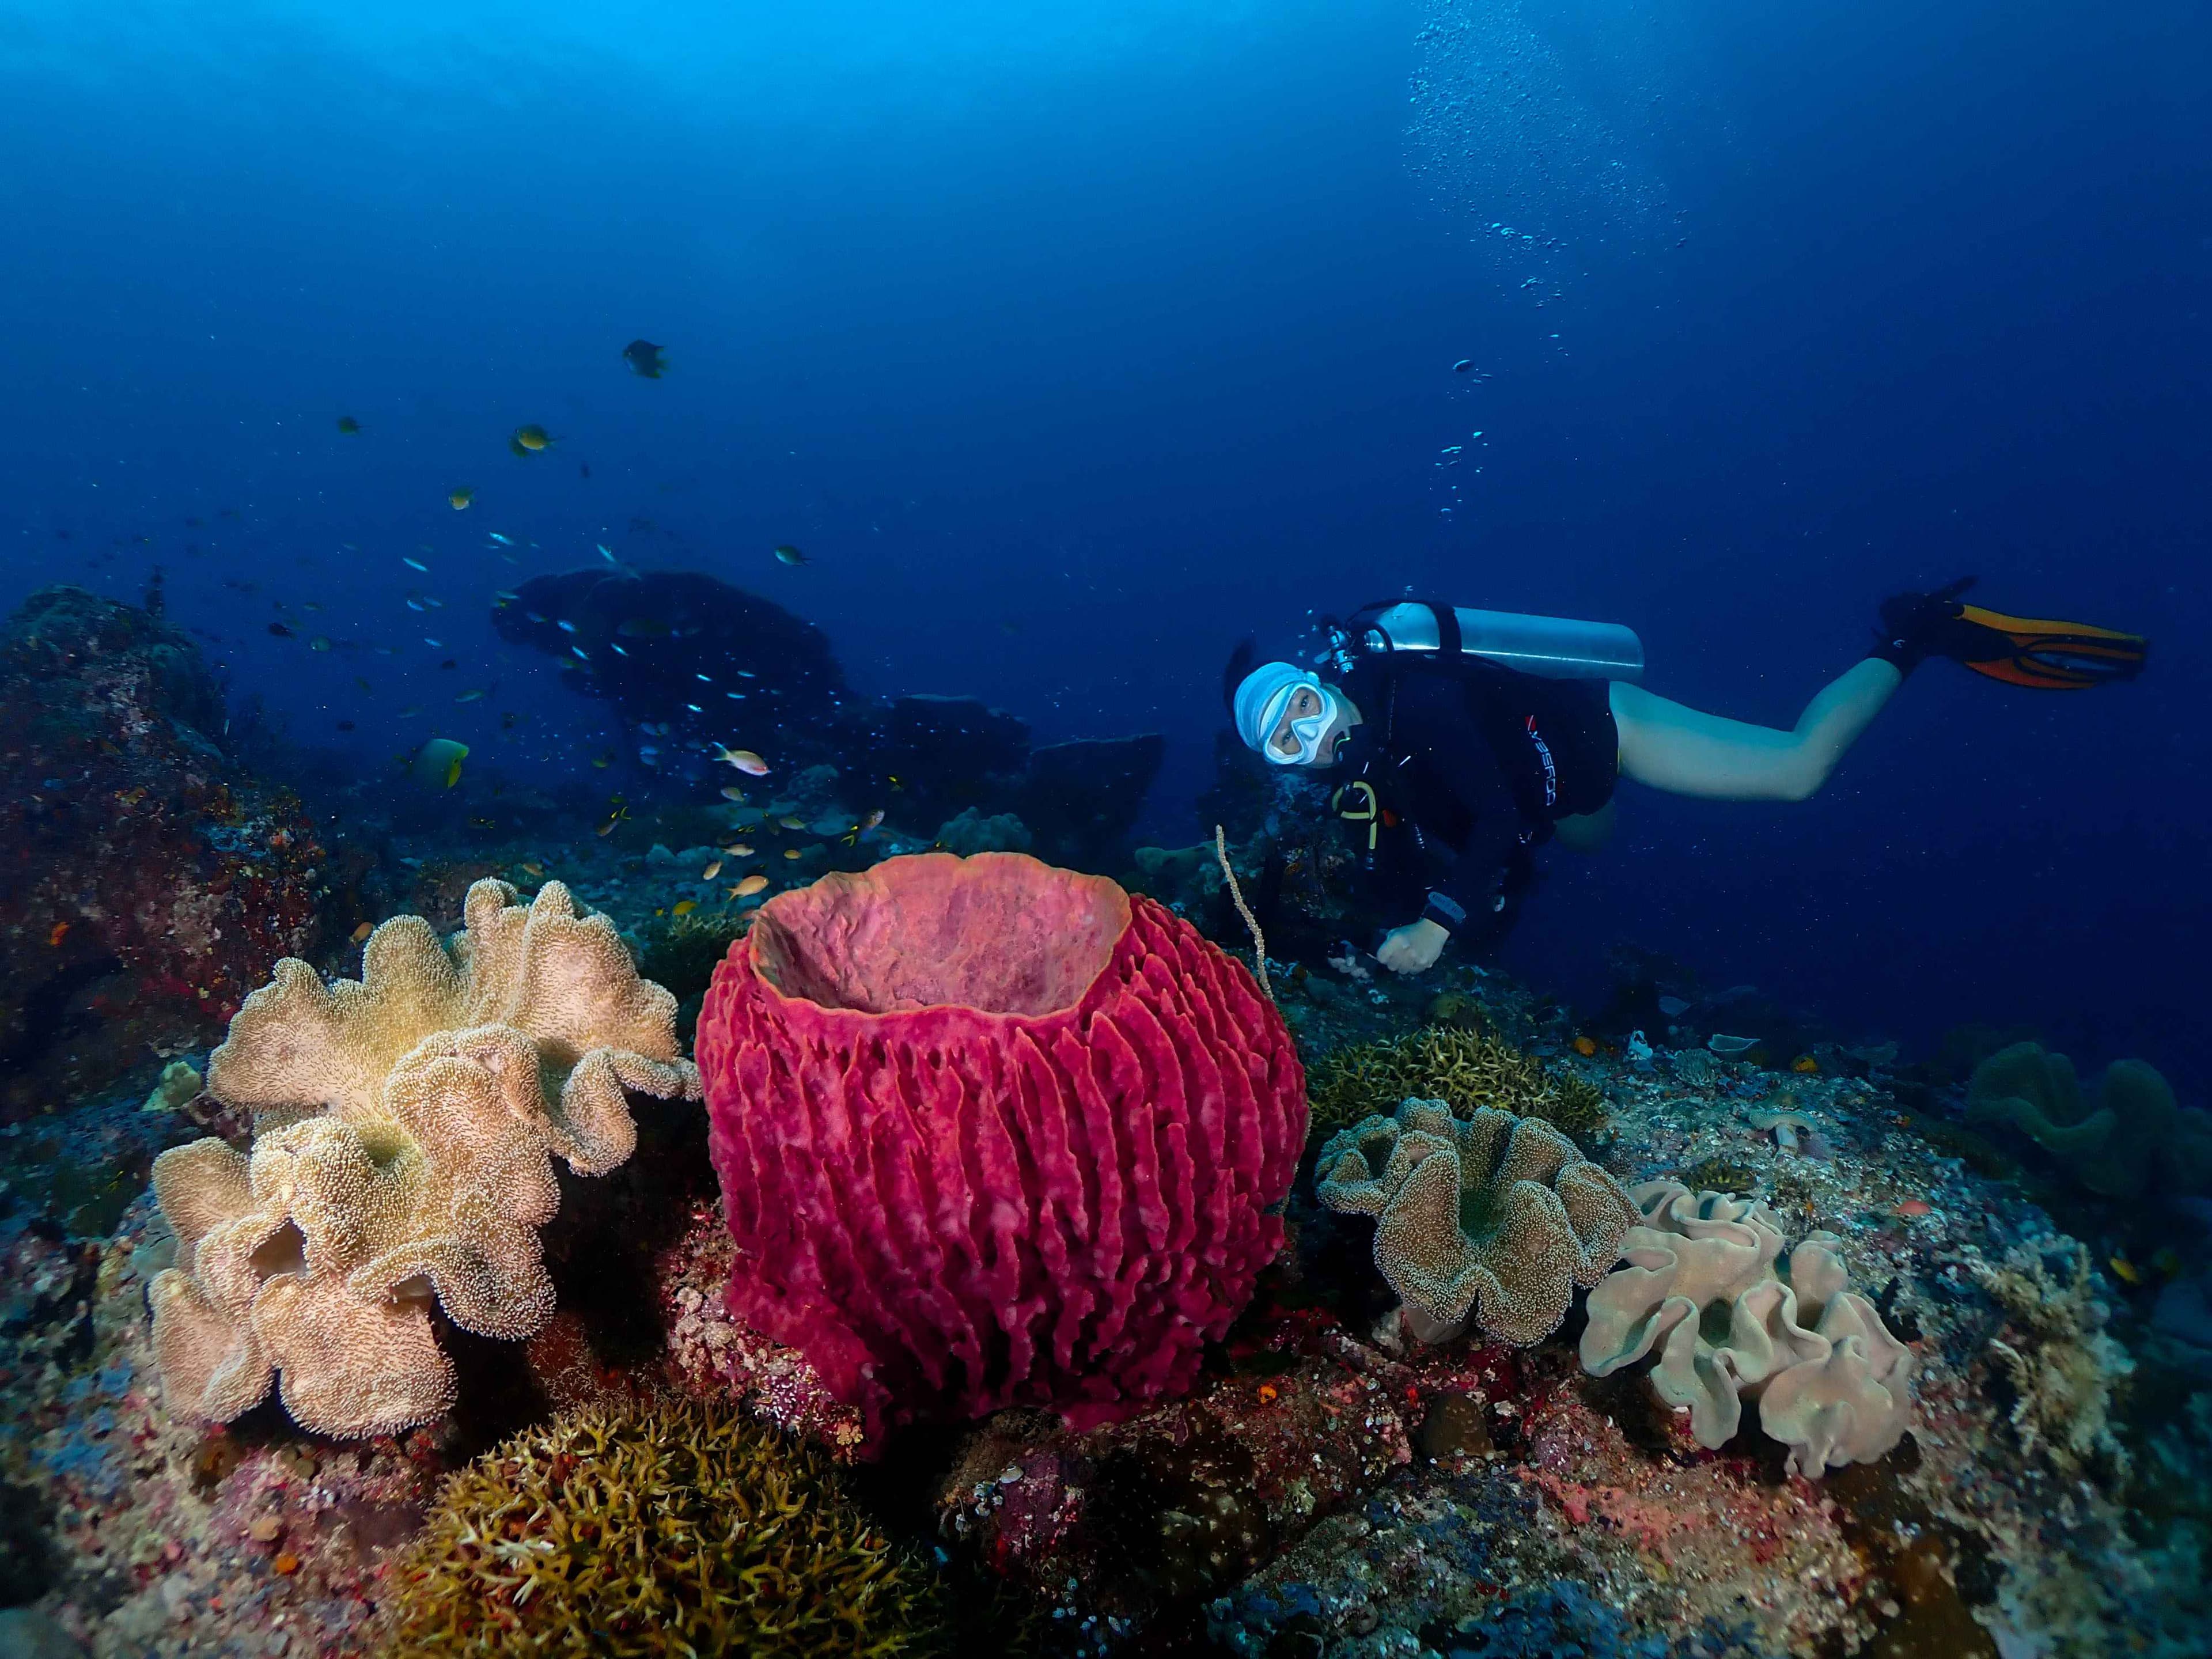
[[1305, 1026, 1607, 1142], [146, 879, 700, 1438], [1965, 1041, 2212, 1198], [1578, 1180, 1914, 1478], [1313, 1099, 1638, 1346], [1972, 1238, 2134, 1480], [382, 1399, 950, 1656]]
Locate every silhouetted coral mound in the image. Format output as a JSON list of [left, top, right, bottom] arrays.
[[1314, 1099, 1638, 1346], [382, 1399, 949, 1656], [697, 851, 1306, 1448], [492, 567, 847, 744], [147, 878, 699, 1437], [0, 585, 324, 1121]]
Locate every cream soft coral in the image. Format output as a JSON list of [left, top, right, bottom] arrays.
[[147, 880, 699, 1437]]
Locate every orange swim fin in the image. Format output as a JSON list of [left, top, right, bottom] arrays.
[[1950, 604, 2149, 690]]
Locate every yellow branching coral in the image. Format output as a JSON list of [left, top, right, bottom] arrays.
[[1305, 1027, 1607, 1141], [382, 1399, 950, 1657], [147, 880, 700, 1438]]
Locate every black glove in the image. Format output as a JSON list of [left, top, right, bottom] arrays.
[[1868, 575, 1980, 675]]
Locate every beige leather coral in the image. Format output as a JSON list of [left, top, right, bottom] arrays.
[[1579, 1180, 1914, 1478], [1314, 1099, 1638, 1346], [147, 880, 700, 1438]]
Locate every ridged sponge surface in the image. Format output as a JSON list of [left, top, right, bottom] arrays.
[[698, 852, 1305, 1446]]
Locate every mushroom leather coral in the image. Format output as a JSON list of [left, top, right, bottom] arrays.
[[696, 852, 1304, 1446], [1313, 1099, 1637, 1346], [147, 880, 700, 1438], [1579, 1180, 1914, 1478]]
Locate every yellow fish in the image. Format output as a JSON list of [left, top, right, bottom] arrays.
[[509, 423, 552, 456], [672, 899, 698, 916], [1791, 1055, 1820, 1074], [783, 847, 802, 860], [701, 861, 722, 880], [449, 486, 474, 510], [2109, 1255, 2142, 1286], [520, 862, 544, 877], [733, 874, 770, 897], [350, 922, 374, 944]]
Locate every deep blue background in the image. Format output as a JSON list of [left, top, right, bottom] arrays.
[[1, 1, 2205, 1074]]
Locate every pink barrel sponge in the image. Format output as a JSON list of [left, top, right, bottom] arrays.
[[696, 851, 1305, 1446]]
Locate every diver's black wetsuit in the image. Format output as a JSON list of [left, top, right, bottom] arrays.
[[1330, 657, 1617, 950]]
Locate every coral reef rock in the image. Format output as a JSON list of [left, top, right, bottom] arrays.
[[1315, 1100, 1637, 1347], [1972, 1238, 2134, 1479], [697, 851, 1305, 1448], [146, 878, 700, 1438], [1578, 1180, 1914, 1478], [1965, 1040, 2212, 1198], [0, 585, 324, 1122], [382, 1399, 949, 1656]]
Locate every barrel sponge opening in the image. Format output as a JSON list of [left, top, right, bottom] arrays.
[[748, 850, 1128, 1016]]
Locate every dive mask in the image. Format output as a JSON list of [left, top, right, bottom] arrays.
[[1263, 677, 1353, 768]]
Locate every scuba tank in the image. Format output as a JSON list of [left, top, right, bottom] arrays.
[[1327, 600, 1645, 683]]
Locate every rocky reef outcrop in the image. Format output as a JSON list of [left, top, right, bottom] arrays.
[[0, 586, 324, 1123]]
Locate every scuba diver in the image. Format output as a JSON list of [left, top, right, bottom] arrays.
[[1226, 578, 2147, 975]]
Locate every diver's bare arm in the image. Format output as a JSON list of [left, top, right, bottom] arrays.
[[1609, 659, 1902, 802]]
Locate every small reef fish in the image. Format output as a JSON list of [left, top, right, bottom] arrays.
[[350, 922, 374, 943], [336, 415, 362, 433], [1453, 359, 1474, 372], [309, 637, 332, 652], [404, 555, 429, 571], [412, 738, 469, 789], [2110, 1254, 2143, 1286], [1893, 1199, 1935, 1219], [1791, 1055, 1820, 1074], [622, 339, 668, 378], [716, 747, 770, 776], [723, 843, 752, 857], [268, 622, 294, 638], [48, 921, 69, 947], [772, 544, 807, 567], [1571, 1035, 1598, 1057], [449, 487, 474, 510], [719, 785, 747, 802], [488, 531, 513, 545], [456, 689, 486, 703], [672, 899, 698, 916], [597, 544, 617, 562], [778, 816, 806, 830], [520, 862, 544, 877], [701, 861, 722, 880], [732, 874, 770, 897], [782, 847, 802, 860], [510, 423, 552, 456]]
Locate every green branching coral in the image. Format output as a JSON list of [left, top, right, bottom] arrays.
[[382, 1400, 950, 1657], [1305, 1027, 1607, 1142]]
